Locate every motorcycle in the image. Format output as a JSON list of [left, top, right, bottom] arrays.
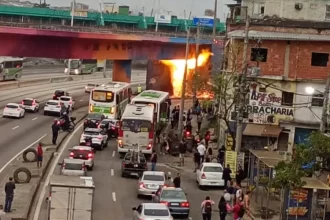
[[183, 130, 193, 152], [57, 116, 76, 132]]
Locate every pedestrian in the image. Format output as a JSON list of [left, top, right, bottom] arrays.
[[36, 142, 43, 168], [236, 166, 245, 186], [173, 173, 181, 188], [235, 184, 243, 200], [0, 205, 5, 220], [218, 196, 227, 220], [179, 140, 187, 166], [222, 164, 232, 188], [197, 113, 203, 131], [4, 177, 15, 212], [227, 180, 235, 195], [218, 145, 226, 165], [206, 147, 213, 162], [197, 141, 206, 163], [160, 133, 167, 155], [201, 196, 215, 220], [51, 119, 60, 145], [193, 148, 201, 172], [205, 130, 211, 147], [244, 191, 252, 219], [150, 150, 158, 171], [232, 198, 245, 220]]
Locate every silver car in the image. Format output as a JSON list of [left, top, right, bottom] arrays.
[[137, 171, 166, 197], [85, 83, 99, 93], [58, 158, 87, 176], [132, 203, 173, 220]]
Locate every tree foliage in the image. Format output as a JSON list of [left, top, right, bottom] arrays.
[[272, 131, 330, 189]]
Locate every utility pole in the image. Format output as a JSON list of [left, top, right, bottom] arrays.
[[320, 75, 330, 133], [193, 22, 200, 104], [212, 0, 218, 38], [235, 17, 250, 153], [67, 0, 75, 75], [178, 29, 190, 141]]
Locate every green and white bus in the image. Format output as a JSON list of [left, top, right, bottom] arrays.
[[64, 59, 97, 75], [89, 82, 132, 119], [0, 57, 24, 81], [131, 90, 171, 124]]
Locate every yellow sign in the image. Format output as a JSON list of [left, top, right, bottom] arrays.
[[225, 151, 237, 178], [71, 11, 88, 17], [225, 134, 233, 151]]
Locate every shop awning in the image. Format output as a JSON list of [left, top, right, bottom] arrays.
[[262, 126, 283, 137], [243, 124, 266, 136], [243, 124, 283, 137]]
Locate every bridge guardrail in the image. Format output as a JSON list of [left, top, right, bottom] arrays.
[[0, 21, 225, 40]]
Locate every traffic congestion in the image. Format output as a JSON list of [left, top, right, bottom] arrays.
[[15, 81, 238, 220]]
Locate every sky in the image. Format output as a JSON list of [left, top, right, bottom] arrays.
[[30, 0, 235, 21]]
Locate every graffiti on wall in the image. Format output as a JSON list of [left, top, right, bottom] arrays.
[[243, 81, 295, 125]]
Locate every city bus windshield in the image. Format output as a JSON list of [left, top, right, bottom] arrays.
[[64, 60, 80, 69], [92, 90, 114, 102], [121, 119, 152, 132]]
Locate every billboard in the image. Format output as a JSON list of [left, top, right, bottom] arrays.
[[193, 17, 214, 27], [154, 14, 172, 24]]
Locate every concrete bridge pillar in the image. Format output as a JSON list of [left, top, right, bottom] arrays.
[[112, 60, 132, 83]]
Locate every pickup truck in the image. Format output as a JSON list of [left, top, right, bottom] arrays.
[[47, 174, 95, 220], [121, 151, 147, 178]]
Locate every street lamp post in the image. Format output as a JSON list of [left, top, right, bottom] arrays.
[[68, 0, 75, 75], [177, 29, 190, 141]]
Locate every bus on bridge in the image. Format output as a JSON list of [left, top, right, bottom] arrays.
[[0, 57, 24, 81]]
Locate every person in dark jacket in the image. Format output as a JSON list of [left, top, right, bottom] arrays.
[[51, 119, 60, 145], [222, 164, 232, 188], [173, 173, 181, 188], [218, 145, 226, 165], [235, 166, 245, 186], [193, 148, 201, 172], [218, 196, 227, 220], [179, 140, 187, 166], [4, 177, 15, 212]]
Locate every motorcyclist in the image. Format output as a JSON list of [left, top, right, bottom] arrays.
[[184, 120, 192, 133], [60, 112, 70, 131]]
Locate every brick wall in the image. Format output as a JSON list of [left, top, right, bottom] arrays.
[[231, 39, 330, 80]]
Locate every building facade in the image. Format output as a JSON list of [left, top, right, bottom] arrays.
[[222, 0, 330, 153]]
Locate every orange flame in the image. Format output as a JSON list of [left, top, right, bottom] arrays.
[[161, 50, 212, 97]]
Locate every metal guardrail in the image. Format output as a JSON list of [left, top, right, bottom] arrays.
[[0, 21, 225, 40]]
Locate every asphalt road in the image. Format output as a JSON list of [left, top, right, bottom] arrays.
[[34, 127, 225, 220], [0, 72, 145, 171]]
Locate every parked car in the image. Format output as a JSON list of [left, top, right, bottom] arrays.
[[196, 162, 224, 188]]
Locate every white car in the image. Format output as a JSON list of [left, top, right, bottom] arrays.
[[3, 103, 25, 118], [80, 128, 108, 151], [59, 96, 75, 109], [58, 158, 87, 176], [21, 98, 39, 112], [69, 146, 95, 170], [132, 203, 173, 220], [196, 163, 225, 188], [44, 100, 61, 116]]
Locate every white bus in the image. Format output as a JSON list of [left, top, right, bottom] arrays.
[[89, 82, 132, 119], [131, 90, 170, 125], [0, 57, 24, 81], [64, 59, 97, 75], [118, 104, 155, 156]]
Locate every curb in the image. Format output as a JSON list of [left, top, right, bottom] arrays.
[[24, 113, 88, 220]]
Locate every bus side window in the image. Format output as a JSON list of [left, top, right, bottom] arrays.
[[4, 61, 12, 69], [128, 88, 132, 102], [116, 94, 120, 105], [160, 102, 168, 120]]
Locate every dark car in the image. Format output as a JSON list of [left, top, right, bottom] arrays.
[[99, 119, 120, 138], [121, 150, 148, 178], [53, 90, 68, 100], [84, 113, 106, 129]]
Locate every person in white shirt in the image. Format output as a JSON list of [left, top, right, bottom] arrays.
[[197, 142, 206, 163], [0, 205, 5, 220]]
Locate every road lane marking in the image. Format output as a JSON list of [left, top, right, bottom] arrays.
[[0, 134, 47, 174], [33, 122, 84, 220], [111, 169, 114, 176], [32, 117, 38, 120], [12, 126, 19, 130], [112, 151, 115, 157], [112, 192, 116, 202]]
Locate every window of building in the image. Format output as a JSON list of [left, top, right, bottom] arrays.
[[260, 6, 265, 15], [251, 48, 268, 62], [281, 92, 294, 106], [326, 5, 330, 20], [311, 94, 324, 107], [311, 52, 329, 67]]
